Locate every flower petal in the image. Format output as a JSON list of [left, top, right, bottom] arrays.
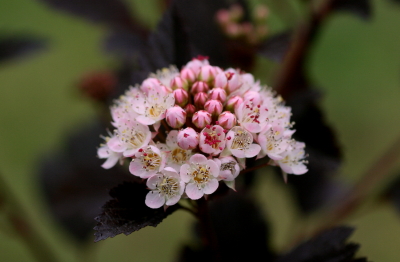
[[203, 179, 219, 194], [145, 191, 165, 209], [185, 183, 203, 200]]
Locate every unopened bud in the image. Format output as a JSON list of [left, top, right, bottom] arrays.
[[225, 95, 243, 112], [198, 65, 217, 84], [170, 76, 188, 91], [166, 106, 186, 129], [204, 99, 223, 117], [180, 68, 196, 84], [208, 87, 227, 103], [191, 81, 209, 94], [177, 127, 199, 150], [194, 92, 208, 109], [184, 104, 196, 118], [192, 110, 212, 129], [173, 88, 189, 107], [218, 111, 236, 129]]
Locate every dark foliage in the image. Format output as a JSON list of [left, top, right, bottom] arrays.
[[258, 31, 293, 63], [178, 192, 274, 262], [333, 0, 372, 21], [39, 121, 137, 242], [0, 34, 46, 63], [275, 226, 366, 262], [382, 173, 400, 214], [94, 182, 180, 242]]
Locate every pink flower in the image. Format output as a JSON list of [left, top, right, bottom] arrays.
[[166, 106, 186, 128], [180, 154, 220, 200], [198, 65, 218, 83], [235, 100, 269, 133], [180, 68, 196, 83], [257, 125, 290, 160], [214, 156, 240, 189], [177, 127, 199, 150], [170, 76, 188, 91], [164, 130, 192, 171], [204, 99, 223, 117], [275, 141, 308, 175], [223, 126, 261, 158], [192, 110, 212, 129], [199, 125, 226, 156], [225, 95, 243, 113], [218, 111, 236, 129], [145, 167, 185, 209], [98, 139, 123, 169], [129, 145, 165, 178]]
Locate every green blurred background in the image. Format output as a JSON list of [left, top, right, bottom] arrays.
[[0, 0, 400, 261]]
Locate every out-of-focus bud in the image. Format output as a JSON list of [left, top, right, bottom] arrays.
[[184, 104, 196, 118], [215, 72, 228, 89], [230, 4, 244, 22], [177, 127, 199, 150], [192, 110, 212, 129], [166, 106, 186, 128], [194, 92, 208, 109], [198, 65, 217, 84], [226, 23, 243, 38], [216, 9, 230, 27], [218, 111, 236, 129], [204, 99, 223, 118], [173, 88, 189, 107], [254, 5, 269, 24], [208, 87, 227, 103], [79, 71, 116, 102], [170, 76, 188, 91], [180, 68, 196, 84], [140, 78, 160, 94], [225, 95, 243, 112], [191, 81, 209, 94]]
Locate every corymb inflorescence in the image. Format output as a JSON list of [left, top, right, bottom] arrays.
[[98, 56, 308, 208]]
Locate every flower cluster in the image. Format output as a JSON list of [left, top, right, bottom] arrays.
[[98, 57, 307, 209]]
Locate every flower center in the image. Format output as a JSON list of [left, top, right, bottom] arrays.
[[203, 129, 222, 149], [158, 176, 179, 197], [171, 148, 190, 164], [231, 130, 252, 151], [221, 161, 237, 174], [141, 150, 162, 171], [191, 165, 211, 186]]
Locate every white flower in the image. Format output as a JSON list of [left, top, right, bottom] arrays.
[[257, 125, 291, 160], [145, 167, 185, 209], [235, 100, 269, 133], [275, 141, 308, 175], [97, 136, 123, 169], [223, 126, 261, 158], [149, 65, 179, 88], [129, 145, 166, 178], [180, 154, 220, 200], [163, 130, 192, 171], [107, 120, 151, 157]]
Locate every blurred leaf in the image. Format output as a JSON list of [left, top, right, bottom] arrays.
[[258, 31, 293, 63], [276, 226, 367, 262], [0, 34, 46, 63], [94, 181, 180, 242], [382, 173, 400, 214], [38, 0, 148, 34], [333, 0, 372, 21], [39, 121, 137, 242], [178, 192, 274, 262]]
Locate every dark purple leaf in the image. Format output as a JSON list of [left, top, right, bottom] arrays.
[[178, 192, 274, 262], [37, 0, 148, 34], [258, 31, 293, 63], [103, 29, 145, 60], [39, 121, 137, 242], [333, 0, 372, 21], [0, 34, 46, 63], [276, 226, 367, 262], [94, 182, 180, 242]]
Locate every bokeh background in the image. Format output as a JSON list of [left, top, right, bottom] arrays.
[[0, 0, 400, 261]]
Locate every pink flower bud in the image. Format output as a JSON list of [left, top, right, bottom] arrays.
[[204, 99, 223, 117], [243, 90, 262, 105], [141, 78, 160, 94], [170, 76, 188, 91], [225, 95, 243, 112], [208, 87, 227, 103], [184, 104, 196, 117], [166, 106, 186, 128], [216, 10, 230, 26], [173, 88, 189, 107], [218, 111, 236, 129], [180, 68, 196, 83], [194, 92, 208, 109], [215, 72, 228, 89], [192, 110, 212, 129], [177, 127, 199, 150], [191, 81, 209, 94], [198, 65, 217, 83]]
